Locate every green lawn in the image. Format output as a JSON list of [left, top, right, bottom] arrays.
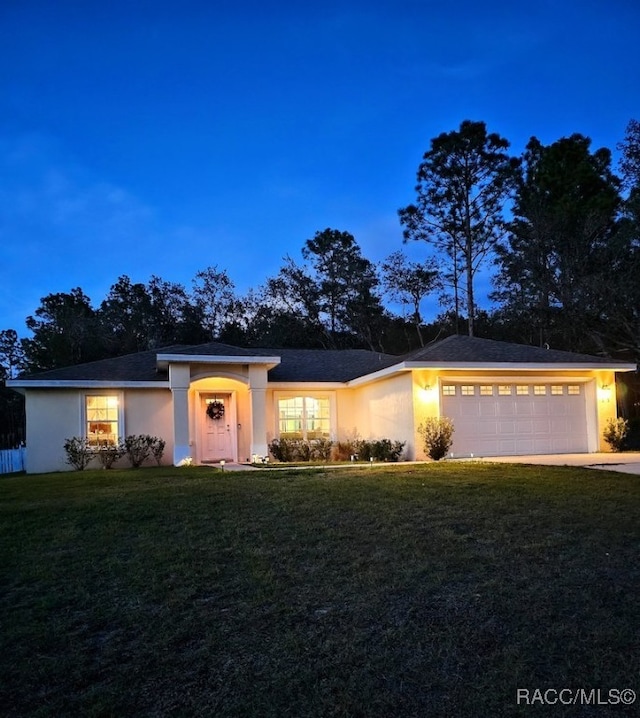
[[2, 463, 639, 717]]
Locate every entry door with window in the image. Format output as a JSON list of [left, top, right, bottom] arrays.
[[201, 394, 235, 462]]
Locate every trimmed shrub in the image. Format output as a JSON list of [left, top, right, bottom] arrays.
[[372, 439, 406, 462], [355, 439, 373, 461], [150, 437, 166, 466], [63, 437, 95, 471], [124, 434, 154, 468], [603, 417, 629, 452], [353, 439, 406, 462], [418, 417, 455, 461], [269, 436, 401, 463], [269, 438, 297, 462], [97, 441, 125, 469], [311, 438, 334, 462], [333, 439, 359, 461]]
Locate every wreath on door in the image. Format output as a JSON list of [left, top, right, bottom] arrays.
[[206, 400, 225, 420]]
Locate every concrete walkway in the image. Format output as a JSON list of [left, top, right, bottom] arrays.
[[473, 452, 640, 475]]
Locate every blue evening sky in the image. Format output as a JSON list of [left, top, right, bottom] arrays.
[[1, 0, 638, 333]]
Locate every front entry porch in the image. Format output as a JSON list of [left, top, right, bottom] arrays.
[[169, 361, 272, 467]]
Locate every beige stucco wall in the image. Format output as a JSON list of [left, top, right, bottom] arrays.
[[123, 389, 174, 461], [25, 389, 83, 473], [350, 374, 416, 453], [24, 387, 173, 474]]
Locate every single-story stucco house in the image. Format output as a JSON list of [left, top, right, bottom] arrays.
[[7, 335, 636, 474]]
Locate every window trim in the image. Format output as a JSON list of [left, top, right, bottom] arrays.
[[274, 392, 336, 441], [82, 391, 124, 446]]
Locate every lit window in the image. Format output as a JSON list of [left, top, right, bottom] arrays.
[[498, 385, 512, 396], [442, 385, 456, 396], [86, 395, 120, 446], [534, 385, 546, 395], [461, 385, 475, 396], [568, 385, 580, 395], [480, 385, 493, 396], [516, 385, 529, 395], [551, 385, 563, 395], [278, 397, 330, 440]]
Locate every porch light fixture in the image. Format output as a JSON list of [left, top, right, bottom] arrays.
[[598, 384, 612, 402]]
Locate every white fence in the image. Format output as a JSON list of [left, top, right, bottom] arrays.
[[0, 447, 26, 474]]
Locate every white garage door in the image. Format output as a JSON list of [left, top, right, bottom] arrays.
[[441, 382, 589, 457]]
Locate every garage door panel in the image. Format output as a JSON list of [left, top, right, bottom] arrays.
[[498, 420, 516, 434], [515, 402, 533, 416], [514, 419, 534, 433], [516, 438, 535, 453], [532, 403, 551, 416], [442, 382, 588, 457], [533, 418, 552, 433], [497, 439, 516, 454], [479, 403, 497, 417], [476, 421, 500, 436]]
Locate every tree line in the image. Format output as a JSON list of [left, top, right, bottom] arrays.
[[1, 118, 639, 382]]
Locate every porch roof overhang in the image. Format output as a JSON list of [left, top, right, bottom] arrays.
[[156, 353, 281, 371]]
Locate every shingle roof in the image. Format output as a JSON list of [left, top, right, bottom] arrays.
[[16, 346, 175, 382], [404, 335, 625, 365], [268, 349, 398, 382], [11, 335, 629, 386]]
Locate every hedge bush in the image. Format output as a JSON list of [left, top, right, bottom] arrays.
[[418, 417, 455, 461], [268, 437, 405, 463], [63, 434, 166, 470]]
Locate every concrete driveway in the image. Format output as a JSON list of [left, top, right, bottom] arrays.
[[477, 452, 640, 475]]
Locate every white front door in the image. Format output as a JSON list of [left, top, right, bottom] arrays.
[[200, 394, 236, 462]]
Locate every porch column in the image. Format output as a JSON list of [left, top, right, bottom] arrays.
[[248, 365, 269, 459], [170, 363, 191, 465]]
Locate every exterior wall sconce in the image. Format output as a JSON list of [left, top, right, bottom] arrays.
[[598, 384, 612, 402]]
